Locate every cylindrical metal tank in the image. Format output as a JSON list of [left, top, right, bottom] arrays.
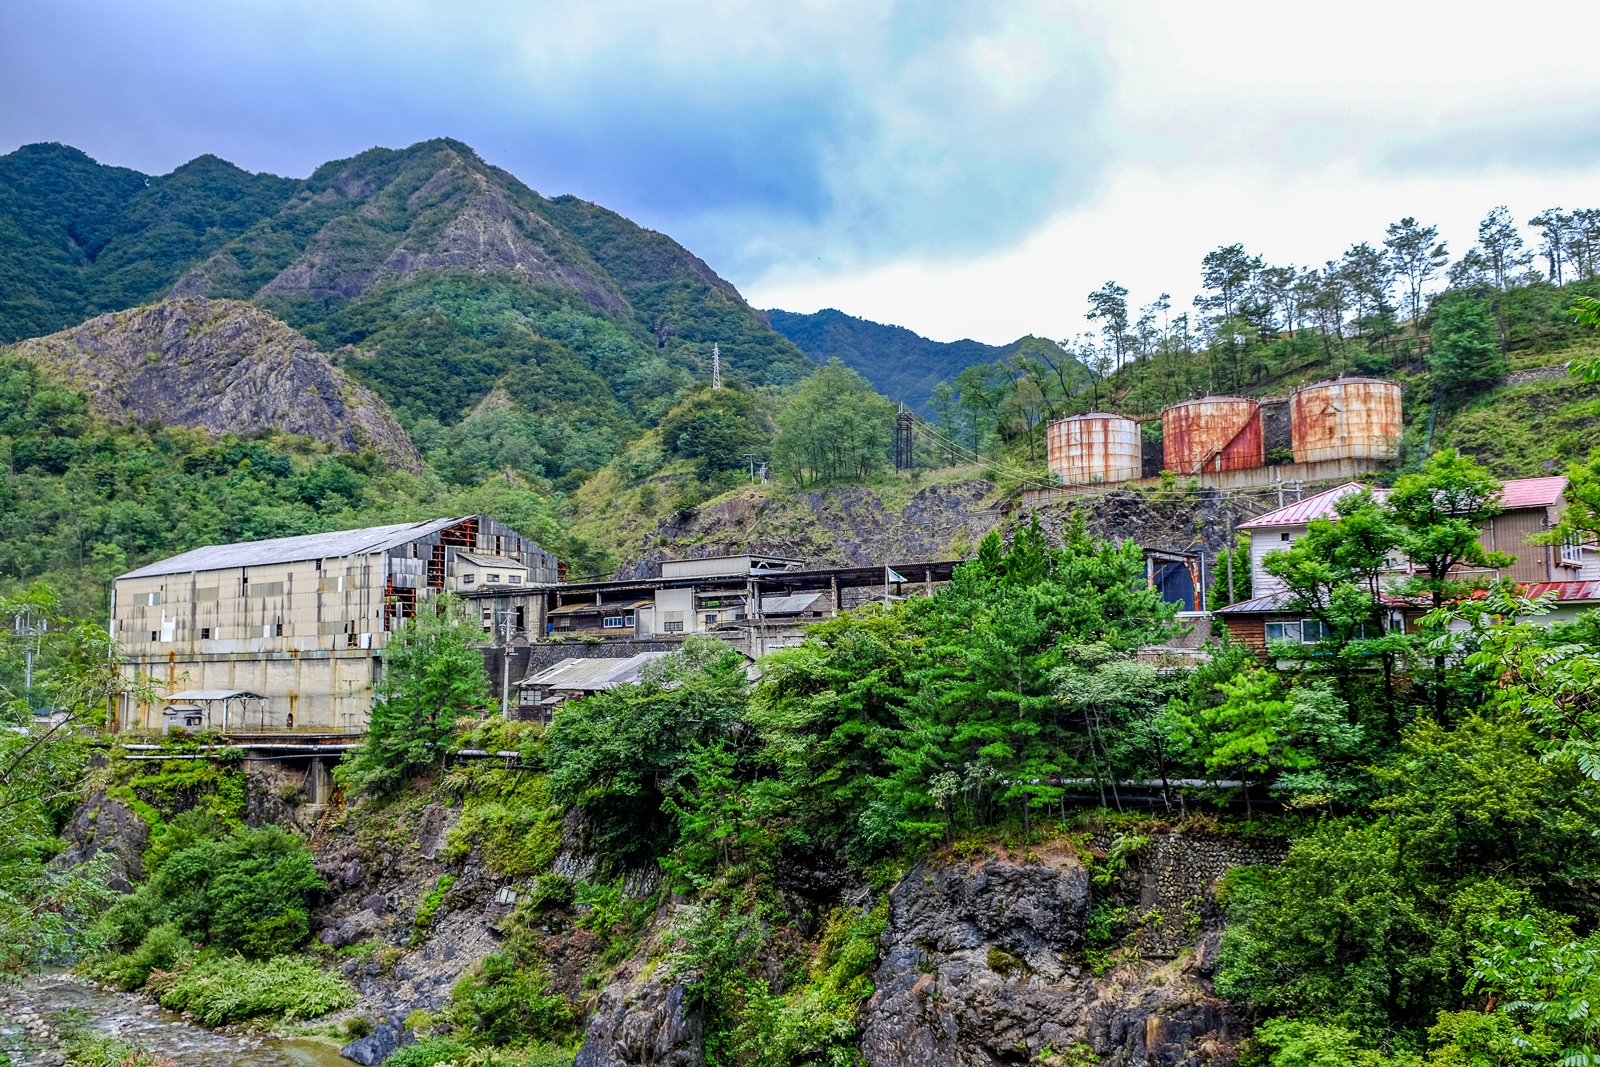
[[1291, 378, 1403, 463], [1047, 414, 1142, 485], [1162, 397, 1263, 474]]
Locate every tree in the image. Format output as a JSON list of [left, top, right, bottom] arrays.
[[1196, 245, 1262, 320], [657, 387, 774, 479], [1384, 217, 1449, 338], [1529, 208, 1572, 285], [545, 636, 750, 865], [338, 594, 490, 796], [1086, 281, 1131, 370], [1428, 296, 1505, 398], [1477, 206, 1530, 291], [1388, 449, 1514, 721], [771, 360, 895, 486]]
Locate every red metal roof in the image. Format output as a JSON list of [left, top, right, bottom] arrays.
[[1499, 476, 1567, 510], [1239, 476, 1567, 532], [1238, 483, 1378, 530], [1521, 581, 1600, 603]]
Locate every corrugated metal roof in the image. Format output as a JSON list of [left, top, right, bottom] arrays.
[[1238, 483, 1377, 530], [1500, 476, 1567, 510], [119, 517, 474, 579], [455, 551, 530, 568], [760, 592, 826, 615], [1216, 593, 1294, 614], [519, 652, 669, 691], [1522, 580, 1600, 602]]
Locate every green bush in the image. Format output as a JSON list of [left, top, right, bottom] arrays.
[[386, 1037, 473, 1067], [447, 954, 572, 1045], [99, 823, 323, 957], [157, 953, 355, 1025], [105, 923, 193, 991]]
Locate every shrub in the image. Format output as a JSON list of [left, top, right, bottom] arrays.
[[107, 923, 193, 991], [386, 1037, 473, 1067], [98, 824, 323, 958], [159, 954, 355, 1025], [447, 954, 572, 1045]]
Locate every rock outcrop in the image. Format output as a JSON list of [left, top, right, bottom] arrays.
[[49, 790, 149, 892], [9, 298, 423, 470], [574, 939, 705, 1067], [860, 842, 1245, 1067]]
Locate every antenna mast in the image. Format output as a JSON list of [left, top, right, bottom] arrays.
[[711, 343, 722, 391]]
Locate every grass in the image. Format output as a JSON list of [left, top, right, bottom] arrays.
[[153, 953, 355, 1025]]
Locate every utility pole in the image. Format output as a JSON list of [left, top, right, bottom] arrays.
[[13, 608, 45, 709], [498, 607, 517, 718], [711, 343, 721, 391]]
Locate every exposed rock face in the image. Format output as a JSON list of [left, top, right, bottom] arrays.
[[860, 843, 1244, 1067], [50, 791, 149, 892], [9, 298, 423, 471], [575, 925, 705, 1067]]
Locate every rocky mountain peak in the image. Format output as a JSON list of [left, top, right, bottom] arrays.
[[8, 297, 423, 470]]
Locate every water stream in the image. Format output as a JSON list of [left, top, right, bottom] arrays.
[[1, 973, 350, 1067]]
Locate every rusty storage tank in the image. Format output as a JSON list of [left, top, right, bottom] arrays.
[[1290, 377, 1403, 463], [1047, 413, 1142, 485], [1162, 396, 1263, 474]]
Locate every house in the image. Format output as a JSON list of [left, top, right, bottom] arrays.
[[112, 516, 560, 733], [1220, 476, 1599, 652], [515, 652, 669, 719]]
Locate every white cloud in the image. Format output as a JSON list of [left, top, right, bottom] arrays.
[[748, 0, 1600, 341]]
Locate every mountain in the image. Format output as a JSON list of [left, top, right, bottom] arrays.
[[0, 139, 809, 482], [10, 298, 422, 471], [765, 307, 1061, 414]]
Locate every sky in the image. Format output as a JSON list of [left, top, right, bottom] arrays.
[[5, 0, 1600, 345]]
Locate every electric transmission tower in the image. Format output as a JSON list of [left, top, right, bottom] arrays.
[[711, 343, 721, 391], [894, 405, 914, 472]]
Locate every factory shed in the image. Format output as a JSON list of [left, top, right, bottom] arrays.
[[516, 652, 669, 719], [114, 515, 560, 734]]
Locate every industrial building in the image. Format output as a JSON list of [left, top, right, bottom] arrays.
[[113, 516, 561, 733], [1041, 377, 1404, 494]]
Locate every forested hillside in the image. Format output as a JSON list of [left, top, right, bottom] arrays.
[[765, 306, 1064, 415], [0, 139, 810, 488]]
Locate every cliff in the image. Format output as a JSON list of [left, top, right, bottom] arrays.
[[8, 297, 423, 470]]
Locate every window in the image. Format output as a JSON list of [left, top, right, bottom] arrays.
[[200, 627, 211, 640], [142, 592, 161, 606], [486, 573, 502, 583], [251, 581, 285, 598], [1300, 619, 1330, 642], [1267, 620, 1331, 643], [318, 576, 346, 593], [663, 620, 684, 632], [508, 574, 523, 585], [150, 630, 159, 642], [195, 587, 219, 602], [275, 622, 284, 637], [704, 613, 718, 625], [1562, 537, 1584, 566], [1279, 532, 1291, 542], [603, 616, 628, 629], [462, 574, 476, 585]]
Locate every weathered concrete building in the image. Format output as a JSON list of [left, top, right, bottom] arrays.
[[112, 516, 560, 733]]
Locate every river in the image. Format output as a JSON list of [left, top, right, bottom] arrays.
[[1, 973, 350, 1067]]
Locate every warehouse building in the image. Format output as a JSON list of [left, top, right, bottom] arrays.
[[112, 516, 560, 733]]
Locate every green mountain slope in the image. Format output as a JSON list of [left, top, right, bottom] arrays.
[[0, 143, 299, 341], [766, 307, 1045, 414], [0, 138, 812, 486]]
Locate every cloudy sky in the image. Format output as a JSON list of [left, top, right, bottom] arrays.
[[5, 0, 1600, 344]]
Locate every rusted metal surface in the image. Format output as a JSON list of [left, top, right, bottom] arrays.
[[1162, 397, 1262, 474], [1047, 413, 1142, 485], [1290, 378, 1402, 463]]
